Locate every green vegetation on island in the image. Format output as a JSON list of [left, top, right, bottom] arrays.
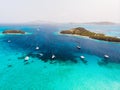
[[60, 27, 120, 42], [2, 30, 25, 34]]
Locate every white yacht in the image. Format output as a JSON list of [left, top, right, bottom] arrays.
[[24, 56, 29, 61], [104, 55, 109, 58], [77, 46, 81, 49], [36, 46, 39, 50], [80, 56, 85, 59], [52, 54, 55, 59]]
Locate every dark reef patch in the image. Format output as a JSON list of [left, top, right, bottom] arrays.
[[26, 50, 78, 63], [7, 64, 12, 68]]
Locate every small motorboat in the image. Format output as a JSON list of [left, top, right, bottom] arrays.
[[98, 55, 109, 65], [36, 46, 39, 50], [80, 56, 85, 59], [39, 53, 43, 56], [80, 56, 87, 64], [104, 55, 109, 59], [8, 40, 11, 43], [52, 54, 55, 59], [24, 56, 29, 61], [77, 46, 81, 49]]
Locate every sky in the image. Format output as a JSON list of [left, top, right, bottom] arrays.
[[0, 0, 120, 23]]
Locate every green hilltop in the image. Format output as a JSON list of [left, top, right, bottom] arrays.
[[60, 27, 120, 42]]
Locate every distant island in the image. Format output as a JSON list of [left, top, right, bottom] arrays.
[[60, 27, 120, 42], [2, 30, 25, 34], [83, 22, 116, 25]]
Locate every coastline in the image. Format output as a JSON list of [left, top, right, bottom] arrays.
[[57, 32, 90, 39], [60, 27, 120, 43], [56, 32, 120, 44]]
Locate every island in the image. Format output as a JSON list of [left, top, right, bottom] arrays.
[[2, 30, 25, 34], [60, 27, 120, 42], [83, 22, 116, 25]]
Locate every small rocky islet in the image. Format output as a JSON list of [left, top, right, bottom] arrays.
[[60, 27, 120, 42], [2, 30, 25, 34]]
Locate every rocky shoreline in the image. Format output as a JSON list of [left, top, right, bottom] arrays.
[[60, 27, 120, 42]]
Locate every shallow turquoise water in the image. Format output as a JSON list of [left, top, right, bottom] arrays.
[[0, 24, 120, 90]]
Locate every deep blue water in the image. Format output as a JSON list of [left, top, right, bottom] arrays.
[[0, 24, 120, 90], [1, 24, 120, 63]]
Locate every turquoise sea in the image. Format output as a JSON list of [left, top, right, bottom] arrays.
[[0, 24, 120, 90]]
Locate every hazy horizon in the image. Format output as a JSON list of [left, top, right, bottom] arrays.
[[0, 0, 120, 23]]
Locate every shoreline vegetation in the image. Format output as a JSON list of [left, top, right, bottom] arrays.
[[60, 27, 120, 42], [2, 30, 25, 34]]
